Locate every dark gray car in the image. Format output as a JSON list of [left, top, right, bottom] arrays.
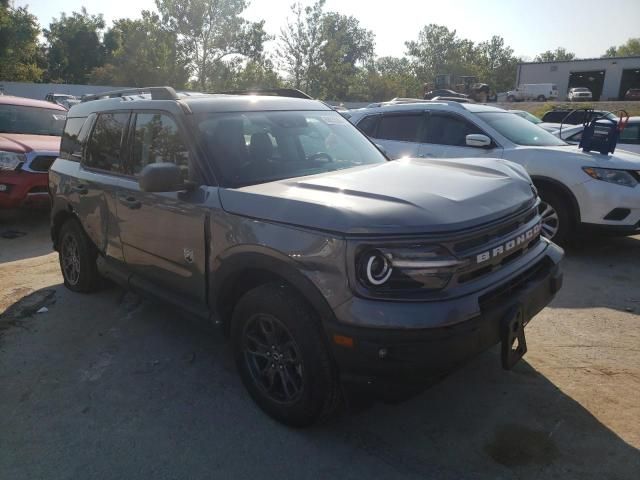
[[49, 87, 563, 426]]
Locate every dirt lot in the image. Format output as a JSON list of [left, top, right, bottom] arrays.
[[1, 211, 639, 479]]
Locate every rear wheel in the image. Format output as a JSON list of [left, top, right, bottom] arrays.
[[537, 95, 547, 102], [537, 188, 571, 245], [58, 219, 101, 292], [231, 283, 340, 427]]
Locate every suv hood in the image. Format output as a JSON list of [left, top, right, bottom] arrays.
[[219, 158, 535, 235], [0, 133, 61, 154], [525, 144, 640, 169]]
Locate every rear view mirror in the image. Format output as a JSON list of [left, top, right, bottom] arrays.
[[138, 163, 183, 192], [466, 134, 492, 148]]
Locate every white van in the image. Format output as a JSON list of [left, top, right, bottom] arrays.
[[506, 84, 559, 102]]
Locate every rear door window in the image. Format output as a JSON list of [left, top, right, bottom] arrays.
[[356, 115, 379, 137], [84, 112, 130, 172], [377, 113, 422, 142]]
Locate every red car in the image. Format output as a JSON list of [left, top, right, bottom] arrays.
[[0, 96, 66, 209]]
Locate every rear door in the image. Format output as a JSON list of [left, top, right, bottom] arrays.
[[114, 110, 209, 306], [419, 112, 503, 160], [367, 111, 424, 159]]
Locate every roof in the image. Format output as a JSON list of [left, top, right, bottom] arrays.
[[68, 92, 330, 117], [518, 55, 640, 66], [0, 95, 67, 111]]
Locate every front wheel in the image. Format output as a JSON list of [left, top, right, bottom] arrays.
[[507, 95, 516, 102], [538, 189, 571, 245], [537, 95, 546, 102], [231, 283, 340, 427]]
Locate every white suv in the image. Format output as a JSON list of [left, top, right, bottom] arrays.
[[349, 102, 640, 244]]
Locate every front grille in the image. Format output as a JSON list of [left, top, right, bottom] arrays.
[[451, 205, 542, 286], [29, 156, 56, 172]]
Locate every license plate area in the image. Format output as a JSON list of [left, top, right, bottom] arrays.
[[501, 306, 527, 370]]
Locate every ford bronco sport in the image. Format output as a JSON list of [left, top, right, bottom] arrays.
[[49, 87, 563, 426]]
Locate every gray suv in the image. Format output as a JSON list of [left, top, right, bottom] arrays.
[[49, 87, 563, 426]]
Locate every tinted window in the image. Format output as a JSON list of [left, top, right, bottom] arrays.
[[620, 124, 640, 144], [356, 115, 379, 136], [195, 110, 386, 187], [427, 114, 483, 146], [60, 117, 86, 161], [377, 114, 421, 141], [477, 112, 566, 146], [0, 105, 66, 136], [85, 112, 129, 172], [126, 113, 190, 178]]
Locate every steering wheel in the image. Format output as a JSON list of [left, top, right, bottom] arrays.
[[307, 152, 334, 163]]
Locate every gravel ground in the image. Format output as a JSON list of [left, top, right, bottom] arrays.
[[1, 210, 639, 480]]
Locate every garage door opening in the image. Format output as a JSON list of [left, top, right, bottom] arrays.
[[568, 70, 606, 101], [618, 68, 640, 99]]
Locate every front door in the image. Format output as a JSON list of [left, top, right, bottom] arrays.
[[420, 112, 503, 160], [115, 111, 209, 306]]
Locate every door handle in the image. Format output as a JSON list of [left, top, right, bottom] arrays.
[[71, 184, 88, 195], [119, 195, 141, 210]]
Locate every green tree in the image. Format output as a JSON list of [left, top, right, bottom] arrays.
[[405, 24, 470, 82], [0, 2, 43, 81], [277, 0, 326, 94], [351, 56, 421, 101], [603, 38, 640, 57], [155, 0, 270, 90], [475, 36, 519, 93], [317, 12, 374, 100], [44, 8, 105, 84], [534, 47, 575, 62], [89, 11, 189, 87]]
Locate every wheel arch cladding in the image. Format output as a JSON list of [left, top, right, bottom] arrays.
[[531, 176, 581, 224], [51, 205, 78, 250], [211, 250, 337, 335]]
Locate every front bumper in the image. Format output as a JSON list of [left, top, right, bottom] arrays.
[[326, 243, 563, 396], [573, 179, 640, 229], [0, 170, 50, 209]]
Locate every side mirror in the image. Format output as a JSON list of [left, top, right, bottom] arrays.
[[138, 162, 183, 192], [466, 134, 492, 148]]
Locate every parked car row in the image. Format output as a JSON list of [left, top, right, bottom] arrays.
[[502, 86, 640, 102]]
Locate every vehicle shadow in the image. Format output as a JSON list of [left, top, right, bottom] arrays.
[[0, 208, 53, 264], [1, 285, 638, 479], [551, 234, 640, 314]]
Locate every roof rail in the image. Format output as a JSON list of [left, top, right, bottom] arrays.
[[213, 88, 312, 99], [81, 86, 179, 102]]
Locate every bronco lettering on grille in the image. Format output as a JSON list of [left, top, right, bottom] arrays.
[[476, 223, 542, 264]]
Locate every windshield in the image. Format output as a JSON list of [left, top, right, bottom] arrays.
[[0, 105, 66, 136], [513, 111, 541, 124], [195, 110, 387, 187], [477, 112, 567, 146]]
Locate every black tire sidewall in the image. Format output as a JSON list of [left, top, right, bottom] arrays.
[[230, 283, 338, 427], [58, 219, 100, 293]]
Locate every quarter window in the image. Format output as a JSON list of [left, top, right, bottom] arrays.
[[377, 114, 422, 142], [427, 114, 483, 147], [84, 112, 129, 172], [127, 113, 190, 177]]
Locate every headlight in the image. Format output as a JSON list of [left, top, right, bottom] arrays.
[[582, 167, 638, 188], [0, 151, 26, 171], [356, 245, 467, 295]]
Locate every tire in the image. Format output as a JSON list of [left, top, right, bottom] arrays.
[[231, 282, 340, 427], [537, 95, 546, 102], [507, 95, 516, 102], [58, 219, 101, 293], [537, 188, 571, 246]]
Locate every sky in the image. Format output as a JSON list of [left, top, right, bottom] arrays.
[[16, 0, 640, 60]]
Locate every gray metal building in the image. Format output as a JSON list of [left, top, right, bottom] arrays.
[[516, 56, 640, 101]]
